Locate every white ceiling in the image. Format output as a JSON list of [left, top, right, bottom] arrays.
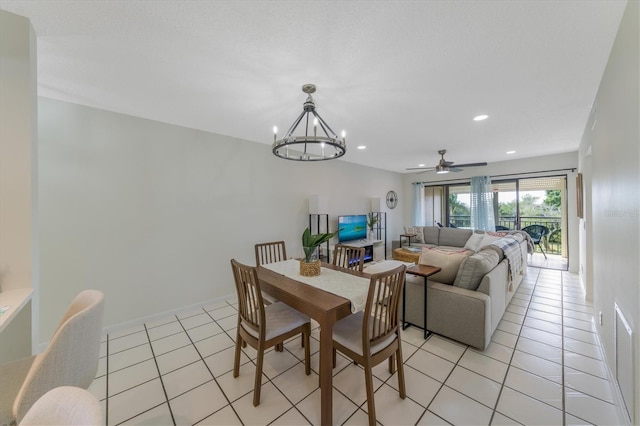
[[0, 0, 627, 173]]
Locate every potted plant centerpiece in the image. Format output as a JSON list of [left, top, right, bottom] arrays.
[[300, 227, 335, 277]]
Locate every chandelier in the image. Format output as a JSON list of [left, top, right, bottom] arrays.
[[272, 84, 346, 161]]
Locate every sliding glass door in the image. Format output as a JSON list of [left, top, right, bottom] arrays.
[[423, 175, 567, 257]]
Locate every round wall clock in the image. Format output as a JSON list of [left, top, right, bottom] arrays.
[[386, 190, 398, 209]]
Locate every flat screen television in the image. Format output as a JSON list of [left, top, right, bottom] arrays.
[[338, 215, 367, 242]]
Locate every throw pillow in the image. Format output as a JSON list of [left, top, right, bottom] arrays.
[[480, 233, 502, 247], [453, 249, 500, 290], [486, 231, 509, 237], [418, 247, 473, 285], [404, 226, 425, 243], [464, 232, 485, 252]]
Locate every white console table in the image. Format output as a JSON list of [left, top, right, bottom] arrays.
[[0, 287, 33, 362], [0, 287, 33, 333]]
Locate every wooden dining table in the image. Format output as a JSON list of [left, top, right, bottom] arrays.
[[256, 261, 369, 426]]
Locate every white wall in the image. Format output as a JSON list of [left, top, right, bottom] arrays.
[[37, 97, 404, 343], [402, 152, 580, 272], [579, 1, 639, 422], [0, 9, 37, 359]]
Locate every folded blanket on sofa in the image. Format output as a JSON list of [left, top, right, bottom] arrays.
[[485, 235, 525, 291]]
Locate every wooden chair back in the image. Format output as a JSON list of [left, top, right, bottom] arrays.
[[255, 241, 287, 266], [231, 259, 265, 339], [363, 265, 406, 350], [332, 244, 365, 272]]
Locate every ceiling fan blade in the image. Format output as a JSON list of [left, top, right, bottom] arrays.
[[449, 167, 463, 172], [452, 162, 488, 168], [406, 167, 436, 171], [442, 161, 454, 167]]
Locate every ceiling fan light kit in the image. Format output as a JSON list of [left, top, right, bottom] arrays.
[[272, 84, 346, 161]]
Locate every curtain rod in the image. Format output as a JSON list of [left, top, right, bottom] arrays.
[[412, 167, 577, 185]]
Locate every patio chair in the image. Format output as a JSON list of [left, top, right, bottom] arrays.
[[495, 225, 510, 231], [521, 224, 550, 259]]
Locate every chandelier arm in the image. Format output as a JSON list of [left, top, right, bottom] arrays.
[[284, 110, 307, 138], [304, 113, 310, 154], [311, 111, 338, 138]]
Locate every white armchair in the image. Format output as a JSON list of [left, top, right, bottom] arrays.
[[0, 290, 105, 425]]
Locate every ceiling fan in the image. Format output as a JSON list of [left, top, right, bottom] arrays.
[[406, 149, 488, 174]]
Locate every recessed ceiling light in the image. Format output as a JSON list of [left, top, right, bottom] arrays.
[[506, 150, 516, 154], [473, 114, 489, 121], [357, 145, 366, 150], [418, 163, 425, 167]]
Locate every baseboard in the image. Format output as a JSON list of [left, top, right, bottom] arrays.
[[102, 293, 236, 337], [594, 319, 633, 426], [35, 293, 236, 354]]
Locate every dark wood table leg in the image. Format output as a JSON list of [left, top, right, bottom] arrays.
[[319, 314, 336, 425]]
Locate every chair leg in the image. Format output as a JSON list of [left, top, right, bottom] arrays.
[[253, 346, 264, 407], [304, 327, 311, 376], [388, 354, 396, 374], [396, 346, 406, 399], [364, 364, 376, 426], [540, 245, 547, 259], [276, 342, 283, 352], [332, 348, 337, 368], [233, 333, 242, 378]]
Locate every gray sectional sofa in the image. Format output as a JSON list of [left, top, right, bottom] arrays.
[[399, 226, 531, 349]]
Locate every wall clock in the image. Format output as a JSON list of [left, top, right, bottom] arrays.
[[386, 190, 398, 209]]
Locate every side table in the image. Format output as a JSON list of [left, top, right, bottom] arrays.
[[399, 233, 416, 247], [403, 264, 441, 339]]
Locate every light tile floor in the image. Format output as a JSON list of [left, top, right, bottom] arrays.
[[90, 267, 628, 425]]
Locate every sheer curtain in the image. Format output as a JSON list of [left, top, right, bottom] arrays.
[[412, 183, 425, 226], [470, 176, 495, 231]]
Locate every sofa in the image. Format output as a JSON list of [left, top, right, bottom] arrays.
[[397, 226, 531, 350]]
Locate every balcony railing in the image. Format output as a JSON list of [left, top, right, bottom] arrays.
[[449, 215, 562, 255]]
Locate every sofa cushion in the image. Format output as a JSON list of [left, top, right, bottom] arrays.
[[464, 232, 485, 252], [438, 227, 473, 247], [404, 226, 425, 243], [423, 226, 440, 245], [418, 247, 473, 285], [454, 249, 500, 290]]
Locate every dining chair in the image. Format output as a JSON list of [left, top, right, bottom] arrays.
[[332, 244, 365, 272], [0, 290, 105, 425], [19, 386, 102, 425], [332, 264, 407, 426], [231, 259, 311, 407]]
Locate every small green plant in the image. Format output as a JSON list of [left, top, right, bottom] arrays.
[[367, 212, 378, 230], [302, 227, 336, 263]]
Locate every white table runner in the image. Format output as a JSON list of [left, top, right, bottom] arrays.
[[261, 259, 370, 313]]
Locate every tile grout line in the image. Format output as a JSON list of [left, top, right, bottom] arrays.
[[489, 267, 541, 425], [561, 270, 567, 426], [143, 321, 177, 426], [105, 336, 109, 426], [193, 306, 245, 424]]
